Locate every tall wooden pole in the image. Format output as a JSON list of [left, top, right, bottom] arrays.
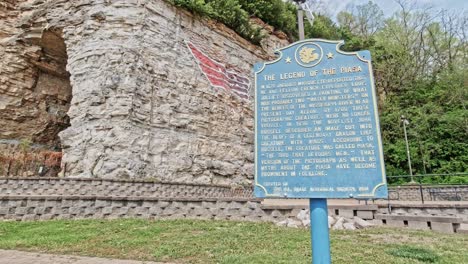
[[298, 8, 305, 40]]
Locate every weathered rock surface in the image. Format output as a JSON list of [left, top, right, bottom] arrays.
[[0, 0, 71, 148], [1, 0, 288, 184]]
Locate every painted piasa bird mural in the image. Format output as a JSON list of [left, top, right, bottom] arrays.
[[187, 42, 251, 100]]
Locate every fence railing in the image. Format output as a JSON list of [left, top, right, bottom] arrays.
[[386, 173, 468, 203]]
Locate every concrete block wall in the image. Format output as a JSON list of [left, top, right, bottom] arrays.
[[374, 214, 463, 234], [0, 178, 253, 199], [1, 178, 466, 234], [378, 204, 468, 222], [0, 196, 296, 223], [326, 205, 379, 220]]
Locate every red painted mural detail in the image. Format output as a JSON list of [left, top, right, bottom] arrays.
[[187, 42, 250, 99]]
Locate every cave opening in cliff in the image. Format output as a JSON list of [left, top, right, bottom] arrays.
[[33, 28, 72, 151], [0, 28, 72, 177]]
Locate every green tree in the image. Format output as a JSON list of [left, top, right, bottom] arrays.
[[380, 68, 467, 182], [337, 1, 384, 40]]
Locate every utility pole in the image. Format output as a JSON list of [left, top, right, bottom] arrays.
[[294, 0, 306, 40], [401, 115, 414, 183]]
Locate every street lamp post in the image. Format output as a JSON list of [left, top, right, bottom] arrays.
[[401, 115, 415, 183]]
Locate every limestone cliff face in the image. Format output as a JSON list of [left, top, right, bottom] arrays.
[[0, 0, 71, 148], [0, 0, 288, 186]]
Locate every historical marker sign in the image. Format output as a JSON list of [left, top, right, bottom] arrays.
[[254, 39, 388, 199]]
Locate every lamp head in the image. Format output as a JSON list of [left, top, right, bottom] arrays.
[[401, 115, 410, 125]]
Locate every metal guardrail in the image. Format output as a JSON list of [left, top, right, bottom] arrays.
[[387, 173, 468, 184], [386, 173, 468, 203]]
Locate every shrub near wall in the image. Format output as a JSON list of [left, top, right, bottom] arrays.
[[0, 147, 61, 177], [168, 0, 298, 43]]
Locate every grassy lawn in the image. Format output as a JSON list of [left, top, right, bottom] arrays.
[[0, 219, 466, 264]]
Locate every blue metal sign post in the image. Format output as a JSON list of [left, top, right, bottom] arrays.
[[310, 198, 331, 263], [254, 39, 388, 263]]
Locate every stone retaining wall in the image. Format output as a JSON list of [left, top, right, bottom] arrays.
[[1, 194, 467, 233], [0, 178, 253, 199], [1, 178, 467, 233], [5, 178, 467, 202], [0, 196, 297, 223], [375, 204, 468, 233], [379, 204, 468, 222], [389, 185, 468, 201]]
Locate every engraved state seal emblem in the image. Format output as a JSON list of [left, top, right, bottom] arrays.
[[299, 46, 319, 63], [294, 42, 323, 67]]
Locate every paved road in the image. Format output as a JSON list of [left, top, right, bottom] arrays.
[[0, 250, 172, 264]]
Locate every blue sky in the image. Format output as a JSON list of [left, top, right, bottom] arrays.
[[307, 0, 468, 18]]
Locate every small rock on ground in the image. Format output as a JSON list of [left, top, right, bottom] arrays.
[[328, 216, 336, 228], [353, 216, 374, 228], [296, 209, 309, 221], [332, 217, 345, 230], [343, 222, 357, 230]]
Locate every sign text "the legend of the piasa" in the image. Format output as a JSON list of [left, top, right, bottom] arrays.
[[254, 39, 388, 199]]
